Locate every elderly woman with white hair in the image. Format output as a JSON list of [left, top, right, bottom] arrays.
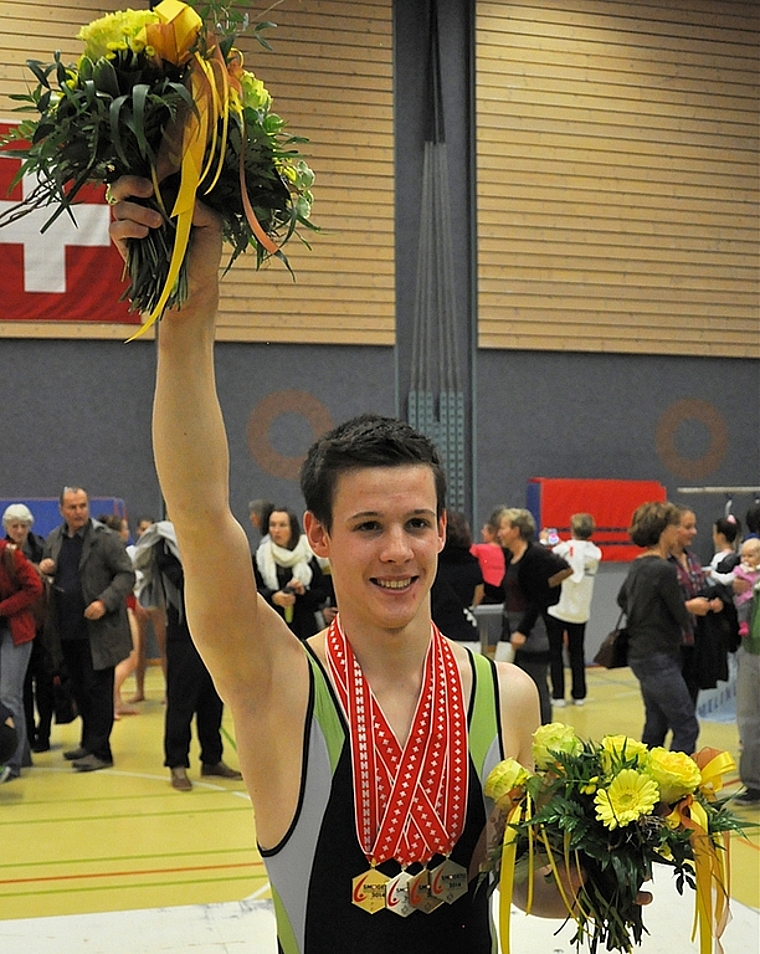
[[1, 504, 44, 780], [3, 505, 53, 756]]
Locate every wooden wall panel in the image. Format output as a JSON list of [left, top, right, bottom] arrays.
[[0, 0, 394, 343], [476, 0, 760, 357]]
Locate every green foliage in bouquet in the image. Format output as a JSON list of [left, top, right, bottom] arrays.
[[483, 724, 745, 954], [0, 1, 316, 333]]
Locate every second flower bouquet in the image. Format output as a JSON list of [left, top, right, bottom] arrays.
[[1, 0, 316, 335], [484, 723, 743, 954]]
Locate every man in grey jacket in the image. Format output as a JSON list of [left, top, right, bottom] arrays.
[[40, 487, 134, 771]]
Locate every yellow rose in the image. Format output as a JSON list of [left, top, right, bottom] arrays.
[[645, 748, 701, 804], [532, 722, 582, 770], [599, 735, 649, 774], [240, 71, 272, 111], [484, 758, 531, 809]]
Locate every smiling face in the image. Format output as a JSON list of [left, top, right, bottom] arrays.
[[675, 510, 697, 551], [306, 464, 446, 638]]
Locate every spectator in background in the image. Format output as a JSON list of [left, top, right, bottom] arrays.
[[431, 511, 484, 652], [618, 502, 699, 754], [496, 507, 572, 724], [736, 574, 760, 803], [253, 507, 328, 641], [129, 515, 168, 704], [98, 515, 142, 719], [4, 505, 53, 755], [669, 506, 726, 703], [154, 523, 242, 790], [706, 515, 741, 586], [248, 499, 274, 543], [745, 503, 760, 540], [470, 509, 506, 604], [0, 535, 42, 782], [733, 539, 760, 638], [40, 488, 134, 772], [545, 513, 602, 708]]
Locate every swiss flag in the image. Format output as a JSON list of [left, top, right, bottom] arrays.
[[0, 121, 138, 324]]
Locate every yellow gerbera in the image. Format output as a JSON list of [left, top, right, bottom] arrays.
[[594, 769, 659, 830]]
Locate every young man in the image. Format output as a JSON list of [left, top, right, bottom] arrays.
[[108, 178, 585, 952]]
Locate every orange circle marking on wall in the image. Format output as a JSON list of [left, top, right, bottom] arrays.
[[655, 399, 728, 480], [247, 391, 334, 481]]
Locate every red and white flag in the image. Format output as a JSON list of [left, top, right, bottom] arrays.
[[0, 121, 138, 325]]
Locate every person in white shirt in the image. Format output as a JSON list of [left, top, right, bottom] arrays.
[[545, 513, 602, 707]]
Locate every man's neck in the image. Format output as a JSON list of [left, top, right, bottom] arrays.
[[318, 610, 433, 744]]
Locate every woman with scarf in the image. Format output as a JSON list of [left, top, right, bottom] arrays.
[[254, 508, 329, 641]]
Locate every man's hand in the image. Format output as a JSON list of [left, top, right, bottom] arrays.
[[510, 631, 527, 648], [84, 600, 107, 620], [107, 176, 223, 310], [39, 558, 56, 576]]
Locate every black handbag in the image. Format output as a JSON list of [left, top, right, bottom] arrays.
[[594, 612, 629, 669]]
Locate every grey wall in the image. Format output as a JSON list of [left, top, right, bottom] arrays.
[[474, 350, 760, 565], [0, 338, 395, 546]]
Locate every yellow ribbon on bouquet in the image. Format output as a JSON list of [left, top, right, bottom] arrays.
[[665, 748, 737, 954], [126, 0, 278, 340]]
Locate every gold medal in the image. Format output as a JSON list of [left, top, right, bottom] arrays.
[[351, 867, 389, 914], [408, 867, 444, 914], [385, 870, 416, 917], [429, 857, 469, 905]]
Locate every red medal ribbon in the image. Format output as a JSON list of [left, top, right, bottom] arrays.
[[326, 619, 468, 868]]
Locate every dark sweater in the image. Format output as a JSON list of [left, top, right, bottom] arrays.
[[617, 556, 690, 661], [431, 546, 484, 641]]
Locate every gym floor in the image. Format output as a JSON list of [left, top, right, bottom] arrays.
[[0, 664, 757, 953]]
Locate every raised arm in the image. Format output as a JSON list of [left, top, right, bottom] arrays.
[[108, 178, 305, 720]]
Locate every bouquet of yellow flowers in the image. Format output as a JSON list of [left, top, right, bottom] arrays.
[[1, 0, 316, 336], [484, 723, 743, 954]]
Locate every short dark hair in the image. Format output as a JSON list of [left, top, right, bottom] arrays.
[[445, 511, 473, 549], [485, 507, 505, 535], [60, 486, 87, 505], [98, 514, 125, 533], [746, 504, 760, 535], [300, 414, 447, 530], [713, 515, 741, 545], [629, 501, 680, 548], [268, 507, 302, 550], [249, 499, 274, 520]]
